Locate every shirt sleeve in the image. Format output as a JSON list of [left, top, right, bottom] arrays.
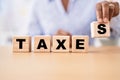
[[110, 13, 120, 38]]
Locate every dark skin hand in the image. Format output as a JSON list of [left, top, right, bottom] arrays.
[[96, 1, 119, 22], [55, 1, 120, 46]]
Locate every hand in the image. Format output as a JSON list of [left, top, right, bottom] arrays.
[[96, 1, 119, 22], [55, 29, 72, 48], [55, 29, 71, 35]]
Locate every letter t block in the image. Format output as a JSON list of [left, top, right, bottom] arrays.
[[12, 36, 31, 53]]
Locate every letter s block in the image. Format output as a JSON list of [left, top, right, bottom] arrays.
[[13, 36, 31, 52], [91, 21, 110, 38]]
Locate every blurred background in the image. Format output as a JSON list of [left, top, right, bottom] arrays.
[[0, 0, 35, 45], [0, 0, 120, 46]]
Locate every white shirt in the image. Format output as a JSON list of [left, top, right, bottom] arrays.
[[28, 0, 120, 45]]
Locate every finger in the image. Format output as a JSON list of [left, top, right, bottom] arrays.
[[55, 29, 62, 35], [102, 1, 109, 22], [113, 2, 119, 17], [59, 29, 71, 36], [96, 2, 103, 22], [109, 3, 115, 21], [55, 29, 66, 35], [56, 29, 71, 36], [59, 30, 68, 35]]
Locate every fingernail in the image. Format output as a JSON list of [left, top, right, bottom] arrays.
[[104, 18, 109, 22], [98, 18, 103, 22]]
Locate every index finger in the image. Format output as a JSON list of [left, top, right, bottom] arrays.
[[102, 1, 109, 22]]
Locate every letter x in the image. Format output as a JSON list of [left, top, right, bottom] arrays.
[[56, 39, 66, 49]]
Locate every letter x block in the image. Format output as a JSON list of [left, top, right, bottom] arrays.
[[91, 21, 110, 38], [52, 36, 70, 52], [34, 35, 51, 53], [13, 36, 31, 52], [72, 36, 89, 53]]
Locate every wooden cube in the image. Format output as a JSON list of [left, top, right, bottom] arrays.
[[52, 36, 70, 52], [72, 36, 89, 53], [13, 36, 31, 52], [34, 35, 51, 53], [91, 21, 110, 38]]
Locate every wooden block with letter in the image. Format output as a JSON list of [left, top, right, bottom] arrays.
[[52, 36, 70, 52], [72, 35, 89, 53], [34, 35, 51, 53], [13, 36, 31, 52], [91, 21, 110, 38]]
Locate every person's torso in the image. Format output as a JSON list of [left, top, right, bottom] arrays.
[[34, 0, 99, 44]]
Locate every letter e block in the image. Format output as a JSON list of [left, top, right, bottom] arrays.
[[13, 36, 31, 52], [72, 36, 89, 53], [52, 36, 70, 52], [91, 21, 110, 38], [34, 35, 51, 53]]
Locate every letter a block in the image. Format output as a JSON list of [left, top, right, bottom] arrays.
[[52, 36, 70, 52], [91, 21, 110, 38], [72, 36, 89, 53], [13, 36, 31, 52], [34, 35, 51, 53]]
